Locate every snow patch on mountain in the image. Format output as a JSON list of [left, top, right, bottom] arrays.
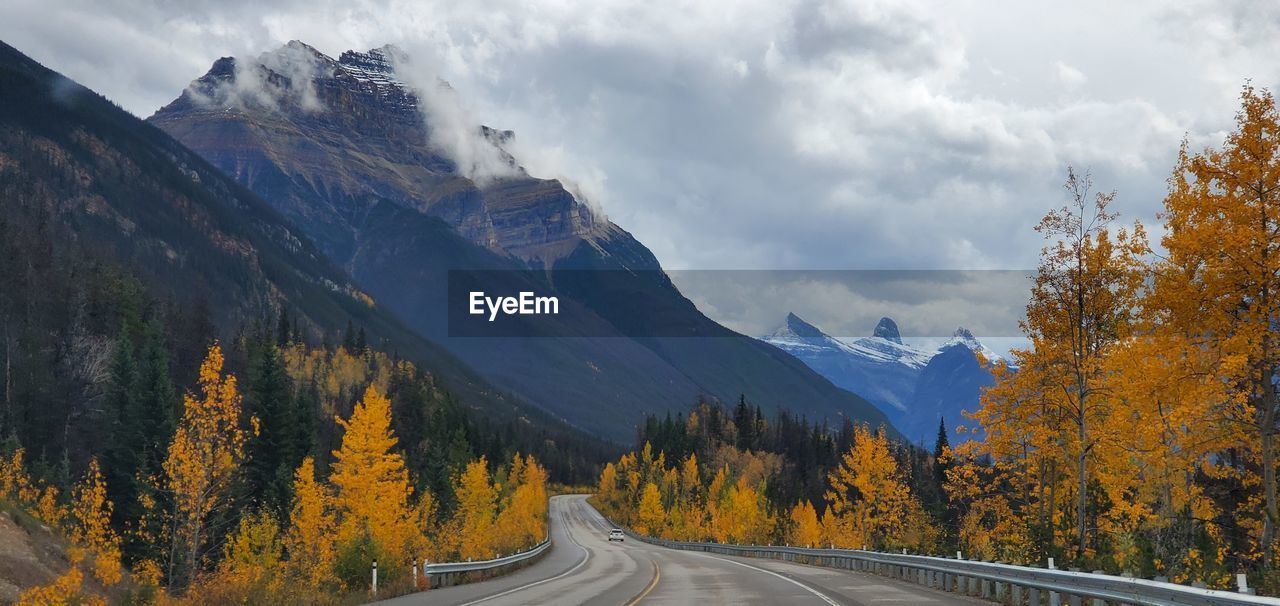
[[942, 327, 1004, 364], [761, 314, 1002, 445]]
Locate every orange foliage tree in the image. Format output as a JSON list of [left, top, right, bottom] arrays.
[[1154, 85, 1280, 569], [824, 425, 928, 551], [161, 343, 252, 588], [285, 457, 336, 589], [329, 385, 416, 571]]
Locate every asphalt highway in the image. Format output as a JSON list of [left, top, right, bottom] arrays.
[[376, 494, 980, 606]]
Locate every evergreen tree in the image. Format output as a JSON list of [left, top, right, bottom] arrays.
[[933, 418, 950, 461], [734, 396, 755, 451], [932, 417, 951, 505], [341, 321, 356, 352], [103, 323, 140, 530], [292, 383, 317, 465], [135, 319, 178, 468], [275, 307, 291, 347], [243, 335, 299, 516]]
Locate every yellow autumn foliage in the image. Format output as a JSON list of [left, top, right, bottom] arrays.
[[330, 385, 416, 566], [285, 457, 335, 589], [162, 343, 252, 582]]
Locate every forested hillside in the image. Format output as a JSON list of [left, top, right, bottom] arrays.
[[3, 343, 552, 602], [0, 39, 608, 602]]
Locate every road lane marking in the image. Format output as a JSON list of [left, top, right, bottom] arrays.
[[456, 508, 590, 606], [624, 560, 661, 606], [687, 551, 842, 606]]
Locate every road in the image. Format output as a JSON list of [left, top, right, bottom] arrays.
[[377, 494, 981, 606]]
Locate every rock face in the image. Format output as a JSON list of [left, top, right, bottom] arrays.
[[149, 42, 894, 441], [872, 317, 902, 343], [762, 317, 999, 445], [150, 41, 605, 268]]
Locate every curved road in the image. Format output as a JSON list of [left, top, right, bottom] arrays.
[[378, 495, 980, 606]]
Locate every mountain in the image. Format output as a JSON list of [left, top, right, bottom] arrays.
[[900, 328, 998, 446], [762, 314, 928, 417], [147, 42, 894, 441], [761, 315, 997, 445], [0, 40, 607, 468]]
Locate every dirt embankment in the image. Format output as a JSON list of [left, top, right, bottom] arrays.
[[0, 505, 66, 602]]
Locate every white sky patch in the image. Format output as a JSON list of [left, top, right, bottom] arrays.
[[1054, 60, 1087, 89]]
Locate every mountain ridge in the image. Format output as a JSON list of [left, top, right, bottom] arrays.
[[148, 42, 897, 441], [760, 313, 996, 444]]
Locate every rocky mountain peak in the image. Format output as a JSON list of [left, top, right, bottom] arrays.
[[872, 317, 902, 343], [783, 312, 826, 339], [335, 45, 411, 97]]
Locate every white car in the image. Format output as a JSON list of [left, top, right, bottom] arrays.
[[608, 529, 625, 542]]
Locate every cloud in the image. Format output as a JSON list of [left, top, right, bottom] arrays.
[[394, 64, 523, 184], [2, 0, 1278, 336], [184, 41, 330, 112], [1054, 60, 1087, 89]]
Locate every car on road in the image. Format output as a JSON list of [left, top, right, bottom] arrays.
[[608, 529, 625, 542]]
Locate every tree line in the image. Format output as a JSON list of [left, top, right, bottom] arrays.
[[2, 341, 550, 603], [0, 275, 566, 603], [594, 399, 941, 551]]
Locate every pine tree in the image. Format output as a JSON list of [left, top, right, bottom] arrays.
[[135, 319, 178, 470], [734, 396, 754, 451], [933, 418, 950, 460], [275, 307, 291, 347], [341, 321, 356, 352], [243, 335, 298, 516], [103, 324, 140, 531], [933, 417, 951, 490]]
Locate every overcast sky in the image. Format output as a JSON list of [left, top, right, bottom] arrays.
[[3, 0, 1278, 342]]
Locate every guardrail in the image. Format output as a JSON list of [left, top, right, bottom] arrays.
[[422, 538, 551, 589], [622, 529, 1279, 605]]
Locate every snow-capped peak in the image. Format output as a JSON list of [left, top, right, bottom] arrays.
[[941, 327, 1001, 363], [768, 312, 827, 340], [842, 318, 931, 369]]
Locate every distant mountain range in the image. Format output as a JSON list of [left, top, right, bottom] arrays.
[[761, 314, 998, 445], [145, 41, 893, 441]]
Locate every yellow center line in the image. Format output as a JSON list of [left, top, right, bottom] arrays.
[[625, 559, 661, 606]]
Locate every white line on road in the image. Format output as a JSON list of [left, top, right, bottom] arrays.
[[686, 551, 842, 606], [456, 507, 591, 606]]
